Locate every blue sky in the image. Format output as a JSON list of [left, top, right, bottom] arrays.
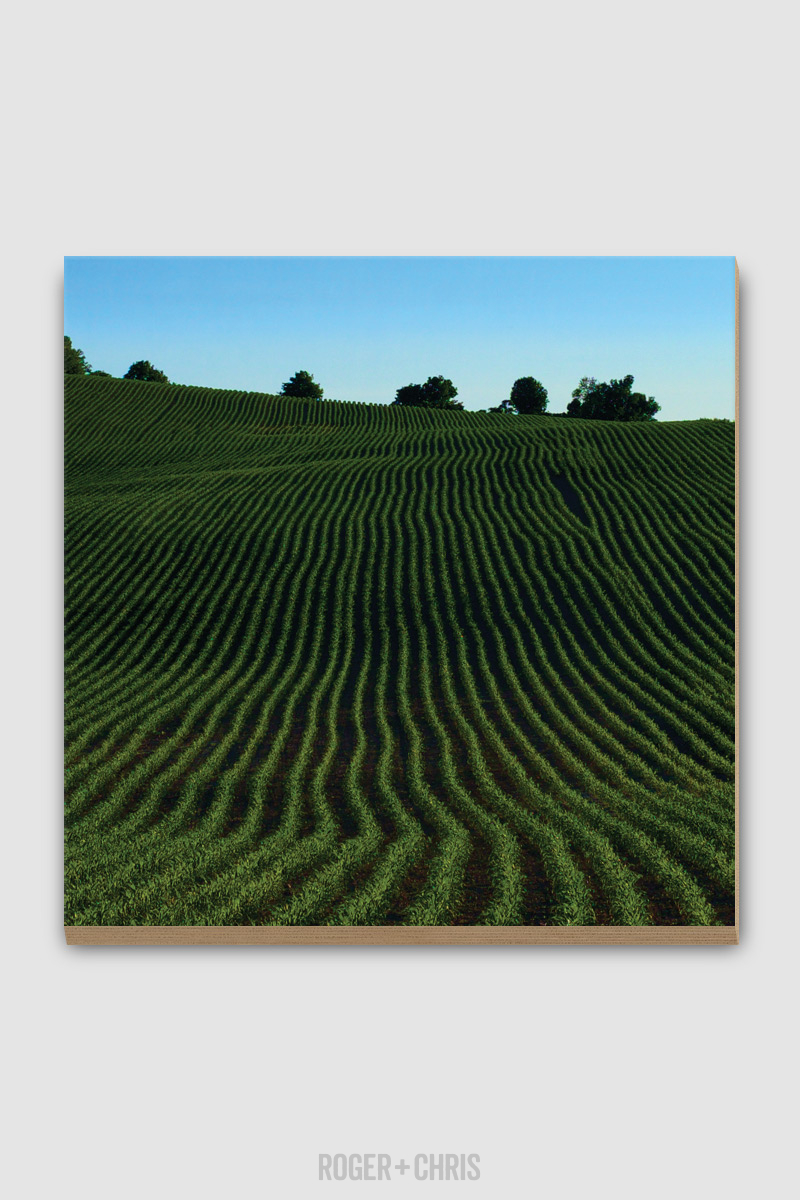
[[64, 257, 736, 419]]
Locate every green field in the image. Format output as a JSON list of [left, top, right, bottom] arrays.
[[65, 375, 735, 926]]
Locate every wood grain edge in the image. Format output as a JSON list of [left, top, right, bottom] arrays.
[[735, 257, 740, 936], [65, 926, 738, 946]]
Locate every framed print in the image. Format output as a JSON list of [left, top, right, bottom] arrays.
[[64, 256, 737, 944]]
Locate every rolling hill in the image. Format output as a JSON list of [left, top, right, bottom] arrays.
[[65, 375, 736, 926]]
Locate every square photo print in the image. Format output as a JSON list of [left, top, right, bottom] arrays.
[[64, 256, 737, 944]]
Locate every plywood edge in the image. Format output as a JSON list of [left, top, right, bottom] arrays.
[[65, 926, 739, 947]]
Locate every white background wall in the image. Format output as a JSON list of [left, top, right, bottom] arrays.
[[2, 2, 796, 1197]]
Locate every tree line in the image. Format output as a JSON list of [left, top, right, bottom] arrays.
[[65, 337, 660, 420], [65, 337, 169, 384], [391, 372, 659, 420]]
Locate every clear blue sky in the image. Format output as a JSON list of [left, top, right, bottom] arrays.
[[64, 257, 735, 419]]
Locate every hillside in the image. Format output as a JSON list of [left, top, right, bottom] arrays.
[[65, 375, 736, 926]]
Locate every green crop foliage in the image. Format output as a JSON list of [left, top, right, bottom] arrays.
[[65, 376, 735, 927]]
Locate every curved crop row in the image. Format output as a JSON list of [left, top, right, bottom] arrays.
[[65, 377, 736, 927]]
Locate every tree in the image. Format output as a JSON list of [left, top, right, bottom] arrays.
[[90, 370, 112, 378], [64, 335, 91, 375], [510, 376, 548, 414], [567, 377, 597, 416], [394, 383, 424, 407], [124, 360, 170, 383], [392, 375, 463, 409], [488, 399, 517, 414], [567, 374, 659, 421], [281, 370, 323, 400]]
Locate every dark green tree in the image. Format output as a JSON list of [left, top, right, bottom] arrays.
[[488, 399, 517, 414], [281, 370, 324, 399], [510, 376, 548, 414], [567, 376, 596, 415], [124, 360, 170, 383], [90, 370, 112, 378], [393, 382, 424, 406], [567, 374, 659, 421], [64, 335, 91, 375], [392, 375, 463, 409]]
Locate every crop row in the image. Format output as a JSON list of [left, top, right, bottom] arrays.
[[65, 376, 735, 926]]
